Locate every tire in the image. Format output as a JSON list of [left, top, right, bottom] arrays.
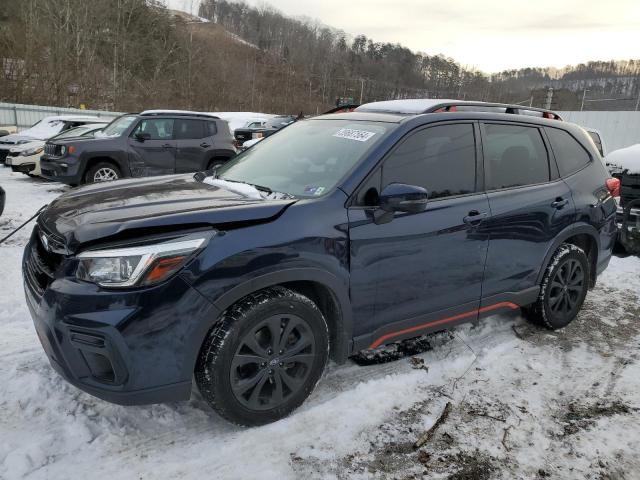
[[195, 287, 329, 426], [84, 162, 121, 184], [207, 158, 227, 171], [524, 244, 589, 329]]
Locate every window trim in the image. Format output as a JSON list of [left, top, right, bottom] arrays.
[[348, 120, 482, 208], [479, 121, 554, 194], [544, 126, 594, 179]]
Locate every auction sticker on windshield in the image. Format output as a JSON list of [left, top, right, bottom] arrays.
[[333, 128, 377, 142]]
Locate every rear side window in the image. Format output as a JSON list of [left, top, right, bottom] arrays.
[[206, 121, 218, 136], [483, 124, 549, 190], [174, 119, 205, 140], [546, 128, 592, 176], [381, 123, 476, 200]]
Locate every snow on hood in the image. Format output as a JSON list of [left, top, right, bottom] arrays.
[[605, 144, 640, 175], [202, 177, 294, 200], [203, 178, 263, 199]]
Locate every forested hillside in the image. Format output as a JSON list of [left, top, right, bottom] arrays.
[[1, 0, 639, 113]]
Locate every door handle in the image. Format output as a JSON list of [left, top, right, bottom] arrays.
[[200, 143, 211, 148], [162, 143, 172, 148], [463, 210, 488, 225], [551, 198, 569, 209]]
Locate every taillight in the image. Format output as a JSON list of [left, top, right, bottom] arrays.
[[606, 177, 620, 197]]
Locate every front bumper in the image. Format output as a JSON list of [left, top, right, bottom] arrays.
[[23, 229, 220, 405], [40, 156, 82, 184]]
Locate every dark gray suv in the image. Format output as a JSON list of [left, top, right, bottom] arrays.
[[40, 111, 236, 185]]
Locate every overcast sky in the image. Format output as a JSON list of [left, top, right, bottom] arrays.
[[240, 0, 640, 72]]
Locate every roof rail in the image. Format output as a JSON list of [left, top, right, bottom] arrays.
[[139, 110, 220, 119], [356, 99, 563, 121], [427, 101, 562, 120]]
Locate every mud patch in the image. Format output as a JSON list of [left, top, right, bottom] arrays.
[[559, 400, 634, 436]]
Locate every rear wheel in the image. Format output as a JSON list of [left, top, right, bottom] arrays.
[[195, 287, 329, 426], [525, 244, 589, 329], [85, 162, 121, 184]]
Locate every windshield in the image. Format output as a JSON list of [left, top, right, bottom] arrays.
[[97, 115, 136, 137], [214, 119, 391, 197]]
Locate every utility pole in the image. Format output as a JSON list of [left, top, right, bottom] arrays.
[[580, 88, 589, 111], [544, 87, 554, 110], [635, 92, 640, 111]]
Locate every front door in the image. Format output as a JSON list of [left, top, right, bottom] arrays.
[[349, 122, 491, 349], [128, 118, 176, 177]]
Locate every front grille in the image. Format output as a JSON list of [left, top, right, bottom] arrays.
[[0, 150, 8, 161], [620, 174, 640, 207], [25, 228, 64, 297], [44, 143, 62, 157]]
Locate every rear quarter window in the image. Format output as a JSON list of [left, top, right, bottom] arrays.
[[546, 128, 592, 177]]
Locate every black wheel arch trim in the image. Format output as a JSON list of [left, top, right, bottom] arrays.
[[81, 153, 129, 178], [535, 223, 601, 286], [209, 268, 353, 363]]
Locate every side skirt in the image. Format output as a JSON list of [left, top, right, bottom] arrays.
[[351, 286, 540, 352]]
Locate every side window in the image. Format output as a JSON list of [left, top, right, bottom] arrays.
[[547, 128, 592, 176], [206, 121, 218, 137], [132, 119, 174, 140], [381, 124, 476, 200], [483, 124, 549, 190], [174, 119, 205, 140]]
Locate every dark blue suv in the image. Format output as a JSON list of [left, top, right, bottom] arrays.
[[24, 100, 618, 426]]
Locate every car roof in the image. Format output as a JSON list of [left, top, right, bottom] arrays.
[[40, 115, 101, 122], [140, 110, 220, 119]]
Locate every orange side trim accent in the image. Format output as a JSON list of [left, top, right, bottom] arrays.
[[367, 302, 519, 349]]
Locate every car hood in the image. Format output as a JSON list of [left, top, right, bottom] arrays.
[[38, 174, 297, 252], [49, 135, 113, 146], [9, 140, 44, 152], [0, 134, 39, 146]]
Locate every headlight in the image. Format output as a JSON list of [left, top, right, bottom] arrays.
[[60, 146, 67, 156], [76, 233, 213, 288], [21, 146, 44, 157], [252, 132, 264, 139]]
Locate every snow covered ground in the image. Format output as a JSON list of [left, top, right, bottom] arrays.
[[1, 167, 640, 480]]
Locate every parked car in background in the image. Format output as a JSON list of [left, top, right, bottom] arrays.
[[0, 129, 10, 138], [40, 111, 236, 185], [233, 114, 296, 148], [0, 186, 4, 217], [25, 99, 617, 426], [606, 144, 640, 253], [7, 123, 108, 176], [0, 115, 100, 164], [214, 112, 275, 133]]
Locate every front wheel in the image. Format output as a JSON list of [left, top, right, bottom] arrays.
[[85, 162, 121, 184], [525, 244, 589, 329], [195, 287, 329, 426]]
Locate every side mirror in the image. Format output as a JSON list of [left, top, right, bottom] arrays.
[[135, 132, 151, 142], [379, 183, 429, 213]]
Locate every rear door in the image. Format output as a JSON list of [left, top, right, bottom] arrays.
[[128, 118, 176, 176], [479, 122, 575, 301], [174, 119, 214, 173], [348, 122, 491, 347]]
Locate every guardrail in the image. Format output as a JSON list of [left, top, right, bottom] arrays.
[[0, 102, 122, 130]]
